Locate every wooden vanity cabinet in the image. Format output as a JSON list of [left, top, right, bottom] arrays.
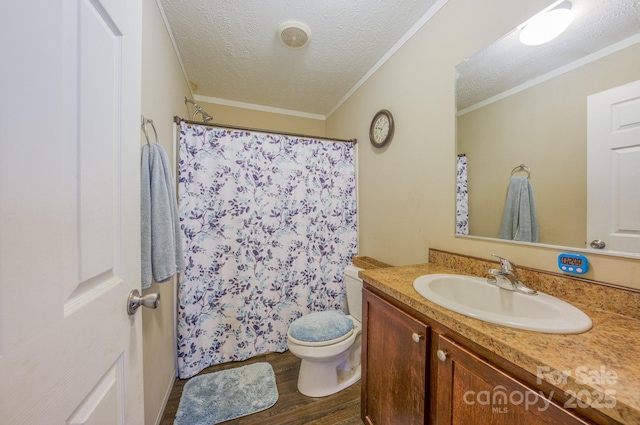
[[362, 287, 430, 425], [362, 286, 597, 425]]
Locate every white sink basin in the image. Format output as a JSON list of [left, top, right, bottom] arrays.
[[413, 274, 592, 334]]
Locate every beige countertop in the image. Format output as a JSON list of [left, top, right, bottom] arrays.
[[359, 263, 640, 425]]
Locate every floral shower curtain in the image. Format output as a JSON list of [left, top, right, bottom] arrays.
[[456, 154, 469, 235], [176, 122, 358, 379]]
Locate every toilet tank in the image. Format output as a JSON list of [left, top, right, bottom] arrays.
[[344, 264, 363, 322]]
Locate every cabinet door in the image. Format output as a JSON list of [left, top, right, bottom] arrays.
[[362, 290, 429, 425], [434, 335, 590, 425]]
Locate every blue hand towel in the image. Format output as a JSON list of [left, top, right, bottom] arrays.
[[141, 143, 185, 289], [498, 176, 539, 243]]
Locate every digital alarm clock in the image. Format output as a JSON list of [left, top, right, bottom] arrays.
[[557, 253, 588, 274]]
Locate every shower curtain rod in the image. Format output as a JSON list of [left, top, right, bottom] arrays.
[[174, 116, 357, 144]]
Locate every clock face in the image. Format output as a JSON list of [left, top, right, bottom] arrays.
[[369, 110, 394, 148], [373, 115, 389, 142]]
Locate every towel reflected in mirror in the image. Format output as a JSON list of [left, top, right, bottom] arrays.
[[498, 176, 539, 243]]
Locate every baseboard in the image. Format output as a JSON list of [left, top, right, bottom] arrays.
[[154, 371, 177, 425]]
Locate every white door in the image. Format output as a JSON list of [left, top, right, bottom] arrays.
[[587, 80, 640, 255], [0, 0, 143, 423]]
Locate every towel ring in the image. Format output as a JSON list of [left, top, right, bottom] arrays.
[[141, 116, 158, 144], [510, 164, 531, 178]]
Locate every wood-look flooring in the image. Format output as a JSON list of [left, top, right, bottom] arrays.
[[160, 350, 363, 425]]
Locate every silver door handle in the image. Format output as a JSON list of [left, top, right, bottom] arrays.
[[127, 289, 160, 315], [590, 240, 606, 249]]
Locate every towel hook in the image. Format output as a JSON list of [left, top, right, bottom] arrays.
[[510, 164, 531, 178], [141, 116, 158, 144]]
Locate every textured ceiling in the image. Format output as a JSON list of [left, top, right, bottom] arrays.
[[159, 0, 638, 118], [159, 0, 442, 117], [456, 0, 640, 112]]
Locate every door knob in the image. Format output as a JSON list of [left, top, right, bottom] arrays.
[[412, 333, 424, 343], [127, 289, 160, 315], [590, 240, 606, 249]]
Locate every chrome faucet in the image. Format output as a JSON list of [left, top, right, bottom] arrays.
[[487, 254, 537, 295]]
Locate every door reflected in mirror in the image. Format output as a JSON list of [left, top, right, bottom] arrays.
[[454, 0, 640, 257]]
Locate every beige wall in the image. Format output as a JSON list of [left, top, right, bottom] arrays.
[[458, 44, 639, 247], [194, 100, 326, 136], [141, 0, 192, 424], [326, 0, 640, 290]]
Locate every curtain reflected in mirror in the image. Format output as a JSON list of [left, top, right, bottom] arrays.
[[456, 154, 469, 236]]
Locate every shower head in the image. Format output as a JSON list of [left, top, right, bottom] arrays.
[[185, 97, 214, 123], [200, 111, 213, 122]]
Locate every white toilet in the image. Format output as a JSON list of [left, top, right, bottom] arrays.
[[287, 264, 363, 397]]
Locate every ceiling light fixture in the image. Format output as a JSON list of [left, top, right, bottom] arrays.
[[519, 1, 573, 46], [277, 21, 311, 49]]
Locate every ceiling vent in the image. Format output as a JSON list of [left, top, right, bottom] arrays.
[[277, 21, 311, 49]]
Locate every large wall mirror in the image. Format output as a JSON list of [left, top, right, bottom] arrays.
[[455, 0, 640, 257]]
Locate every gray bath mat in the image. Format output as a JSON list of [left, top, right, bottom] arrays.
[[174, 362, 278, 425]]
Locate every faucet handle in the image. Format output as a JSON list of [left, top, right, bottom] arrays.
[[491, 254, 517, 272]]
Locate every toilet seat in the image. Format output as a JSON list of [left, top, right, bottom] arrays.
[[288, 311, 354, 347]]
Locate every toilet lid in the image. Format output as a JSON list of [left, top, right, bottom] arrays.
[[288, 311, 354, 347]]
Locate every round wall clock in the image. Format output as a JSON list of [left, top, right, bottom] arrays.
[[369, 109, 394, 148]]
